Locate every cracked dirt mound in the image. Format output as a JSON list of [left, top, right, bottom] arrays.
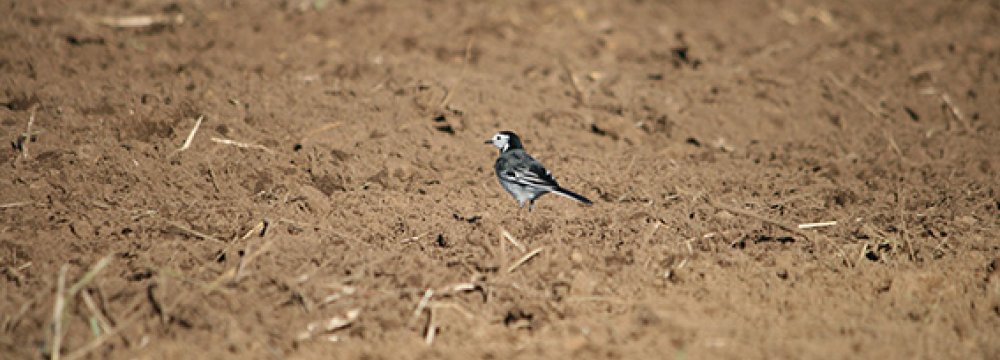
[[1, 0, 999, 359]]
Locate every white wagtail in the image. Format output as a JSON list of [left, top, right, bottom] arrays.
[[486, 131, 593, 210]]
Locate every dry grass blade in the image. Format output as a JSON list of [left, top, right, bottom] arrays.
[[297, 309, 362, 341], [175, 115, 204, 153], [424, 307, 437, 346], [409, 289, 434, 325], [49, 255, 113, 358], [939, 92, 971, 131], [242, 220, 267, 240], [164, 220, 225, 242], [325, 309, 361, 332], [430, 302, 474, 320], [80, 292, 113, 336], [220, 218, 268, 267], [50, 265, 69, 360], [98, 14, 185, 28], [440, 282, 477, 294], [63, 298, 145, 360], [507, 247, 544, 273], [67, 255, 112, 296], [707, 200, 813, 240], [857, 243, 870, 265], [884, 130, 905, 159], [300, 122, 343, 143], [826, 73, 882, 119], [210, 137, 276, 154], [560, 59, 587, 105], [3, 299, 34, 332], [706, 198, 853, 266], [498, 226, 508, 273], [0, 201, 34, 209], [234, 237, 276, 282], [2, 262, 31, 286], [22, 104, 39, 160], [205, 220, 273, 290], [798, 221, 838, 229], [500, 228, 526, 253]]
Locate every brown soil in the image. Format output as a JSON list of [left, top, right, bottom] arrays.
[[2, 0, 999, 359]]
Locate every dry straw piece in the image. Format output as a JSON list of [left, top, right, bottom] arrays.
[[507, 247, 544, 273], [50, 255, 112, 360], [175, 115, 204, 153], [50, 265, 68, 360], [798, 221, 838, 229], [409, 289, 434, 325], [424, 308, 437, 346], [0, 201, 34, 209], [501, 228, 526, 253], [98, 14, 185, 28], [211, 137, 277, 154], [20, 104, 39, 160]]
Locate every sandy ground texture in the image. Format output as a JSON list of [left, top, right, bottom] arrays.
[[2, 0, 999, 359]]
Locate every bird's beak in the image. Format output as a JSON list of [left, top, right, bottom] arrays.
[[484, 139, 492, 144]]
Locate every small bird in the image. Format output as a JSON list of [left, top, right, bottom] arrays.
[[485, 131, 592, 210]]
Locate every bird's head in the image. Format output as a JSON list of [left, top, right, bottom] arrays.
[[485, 131, 522, 153]]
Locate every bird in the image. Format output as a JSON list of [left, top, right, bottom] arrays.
[[485, 131, 593, 210]]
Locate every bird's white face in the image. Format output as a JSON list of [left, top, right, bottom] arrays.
[[486, 132, 512, 151]]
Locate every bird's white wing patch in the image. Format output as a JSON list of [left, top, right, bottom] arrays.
[[502, 165, 558, 190]]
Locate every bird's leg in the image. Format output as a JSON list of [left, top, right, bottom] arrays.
[[526, 200, 537, 234], [516, 201, 525, 222]]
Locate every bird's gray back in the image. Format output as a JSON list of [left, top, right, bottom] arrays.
[[495, 149, 536, 177], [495, 149, 560, 187]]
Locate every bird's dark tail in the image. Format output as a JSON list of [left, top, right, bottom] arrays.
[[552, 187, 593, 206]]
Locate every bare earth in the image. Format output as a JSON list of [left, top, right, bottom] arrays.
[[2, 0, 999, 359]]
